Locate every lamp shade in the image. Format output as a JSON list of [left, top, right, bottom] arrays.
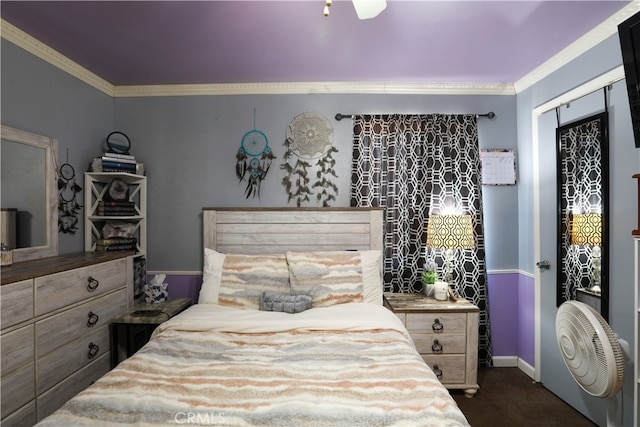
[[426, 214, 475, 249], [570, 213, 602, 245]]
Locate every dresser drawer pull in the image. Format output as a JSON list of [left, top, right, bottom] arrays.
[[87, 311, 100, 327], [87, 342, 100, 359], [431, 339, 443, 353], [432, 318, 444, 333], [432, 364, 443, 379], [87, 276, 99, 292]]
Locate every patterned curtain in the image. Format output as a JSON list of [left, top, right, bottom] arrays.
[[350, 114, 492, 366]]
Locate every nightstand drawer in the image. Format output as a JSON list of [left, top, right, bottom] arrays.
[[35, 258, 127, 316], [405, 312, 466, 335], [423, 354, 466, 384], [36, 289, 126, 357], [412, 333, 466, 354], [37, 324, 110, 394]]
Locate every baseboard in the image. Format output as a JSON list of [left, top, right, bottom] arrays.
[[492, 356, 518, 367], [491, 356, 535, 380], [517, 359, 535, 379]]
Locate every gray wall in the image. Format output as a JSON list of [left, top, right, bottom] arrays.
[[1, 40, 115, 253], [114, 94, 518, 272]]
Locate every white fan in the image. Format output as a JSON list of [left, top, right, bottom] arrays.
[[556, 300, 626, 427]]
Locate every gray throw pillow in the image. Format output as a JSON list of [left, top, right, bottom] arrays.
[[260, 292, 312, 314]]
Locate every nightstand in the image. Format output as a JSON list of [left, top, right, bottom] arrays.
[[111, 298, 192, 367], [384, 292, 479, 398]]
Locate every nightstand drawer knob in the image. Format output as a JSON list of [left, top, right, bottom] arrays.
[[87, 342, 99, 359], [87, 276, 99, 292], [87, 311, 99, 327], [432, 364, 443, 379], [432, 318, 444, 333], [431, 339, 443, 353]]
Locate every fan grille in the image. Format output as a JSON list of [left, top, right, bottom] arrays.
[[556, 301, 624, 398]]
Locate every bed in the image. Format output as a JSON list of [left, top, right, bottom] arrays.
[[37, 208, 469, 426]]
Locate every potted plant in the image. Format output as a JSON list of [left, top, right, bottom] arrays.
[[422, 260, 438, 296]]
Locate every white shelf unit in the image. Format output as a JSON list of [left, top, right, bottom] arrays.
[[84, 172, 146, 257], [635, 237, 640, 427]]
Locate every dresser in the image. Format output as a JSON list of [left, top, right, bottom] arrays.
[[0, 251, 134, 426], [384, 293, 480, 398]]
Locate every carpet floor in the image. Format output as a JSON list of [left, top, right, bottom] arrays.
[[450, 367, 597, 427]]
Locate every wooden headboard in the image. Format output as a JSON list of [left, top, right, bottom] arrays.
[[203, 208, 383, 254]]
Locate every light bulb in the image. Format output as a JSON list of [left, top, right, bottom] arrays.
[[324, 5, 330, 16], [326, 0, 332, 6]]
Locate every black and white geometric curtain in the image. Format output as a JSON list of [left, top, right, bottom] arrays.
[[350, 114, 492, 366]]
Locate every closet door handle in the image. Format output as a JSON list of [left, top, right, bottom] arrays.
[[432, 318, 444, 333], [87, 311, 99, 327], [431, 339, 443, 353], [87, 276, 99, 292], [87, 342, 99, 359]]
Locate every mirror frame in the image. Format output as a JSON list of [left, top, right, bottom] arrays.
[[1, 125, 58, 262], [556, 112, 609, 320]]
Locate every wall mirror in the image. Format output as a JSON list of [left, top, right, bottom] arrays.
[[1, 125, 58, 262], [556, 112, 609, 320]]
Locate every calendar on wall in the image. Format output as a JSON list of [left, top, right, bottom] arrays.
[[479, 149, 517, 185]]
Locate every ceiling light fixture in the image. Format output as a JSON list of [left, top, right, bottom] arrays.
[[323, 0, 387, 20], [352, 0, 387, 19], [324, 0, 331, 17]]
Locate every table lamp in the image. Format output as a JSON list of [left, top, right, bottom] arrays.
[[426, 214, 475, 290]]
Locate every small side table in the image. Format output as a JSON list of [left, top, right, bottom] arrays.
[[384, 293, 479, 398], [111, 298, 192, 367]]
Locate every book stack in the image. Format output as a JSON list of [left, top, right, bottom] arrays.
[[95, 237, 137, 252], [101, 151, 137, 173], [96, 201, 136, 216]]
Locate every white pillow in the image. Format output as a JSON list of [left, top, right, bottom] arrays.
[[199, 248, 226, 304], [360, 250, 383, 305]]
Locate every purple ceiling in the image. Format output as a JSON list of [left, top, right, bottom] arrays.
[[0, 1, 631, 86]]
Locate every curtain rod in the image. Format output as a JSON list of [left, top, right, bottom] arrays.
[[334, 112, 496, 121]]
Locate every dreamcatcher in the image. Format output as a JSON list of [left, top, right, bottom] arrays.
[[57, 150, 82, 234], [235, 110, 274, 198], [281, 112, 338, 207]]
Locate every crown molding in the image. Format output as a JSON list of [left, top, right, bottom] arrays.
[[514, 1, 640, 93], [1, 19, 115, 97], [112, 81, 515, 97]]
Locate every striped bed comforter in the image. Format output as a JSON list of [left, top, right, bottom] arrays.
[[37, 303, 469, 427]]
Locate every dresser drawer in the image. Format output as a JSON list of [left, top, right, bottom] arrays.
[[412, 333, 466, 355], [35, 258, 127, 316], [37, 324, 110, 394], [1, 363, 35, 418], [423, 354, 466, 384], [1, 279, 34, 328], [36, 289, 127, 357], [37, 352, 111, 421], [405, 312, 466, 335], [1, 401, 36, 427], [1, 324, 34, 377]]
